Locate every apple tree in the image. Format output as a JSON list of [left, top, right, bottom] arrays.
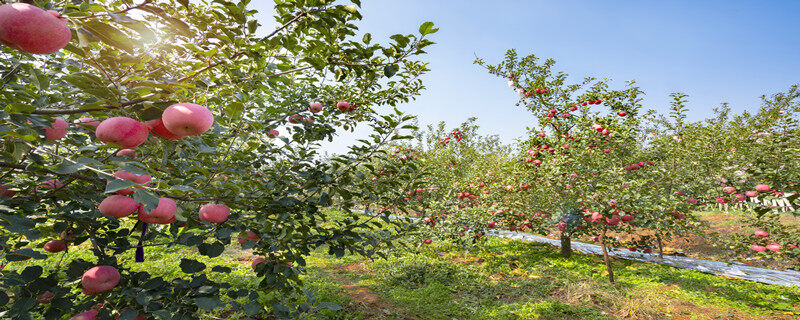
[[0, 0, 438, 319]]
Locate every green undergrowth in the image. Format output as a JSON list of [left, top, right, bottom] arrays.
[[6, 209, 800, 319]]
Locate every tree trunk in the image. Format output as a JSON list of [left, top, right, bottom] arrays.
[[560, 233, 572, 258], [600, 230, 615, 283], [656, 235, 664, 259]]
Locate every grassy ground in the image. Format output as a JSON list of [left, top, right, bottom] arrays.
[[7, 208, 800, 319], [298, 238, 800, 320]]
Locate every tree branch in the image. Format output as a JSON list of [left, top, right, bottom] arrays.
[[31, 98, 146, 115]]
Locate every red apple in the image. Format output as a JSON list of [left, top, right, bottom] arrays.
[[198, 203, 230, 223], [36, 291, 54, 304], [0, 184, 16, 197], [487, 221, 496, 228], [251, 257, 265, 270], [137, 198, 177, 225], [41, 179, 64, 190], [237, 230, 259, 244], [745, 190, 758, 197], [69, 310, 98, 320], [161, 103, 214, 136], [618, 111, 627, 117], [754, 230, 769, 238], [115, 149, 137, 158], [74, 118, 100, 128], [0, 3, 71, 54], [112, 171, 152, 195], [423, 239, 432, 245], [336, 101, 350, 111], [81, 265, 120, 294], [145, 118, 184, 139], [309, 102, 323, 113], [766, 243, 781, 252], [754, 184, 770, 192], [621, 214, 633, 222], [99, 195, 139, 218], [722, 186, 736, 194], [750, 244, 767, 252], [95, 117, 149, 148], [268, 129, 279, 138], [44, 239, 67, 253], [44, 118, 68, 141]]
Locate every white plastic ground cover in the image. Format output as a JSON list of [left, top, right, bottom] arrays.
[[363, 211, 800, 287]]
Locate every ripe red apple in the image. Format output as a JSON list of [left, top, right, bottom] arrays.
[[161, 103, 214, 136], [198, 203, 230, 223], [750, 244, 767, 252], [603, 149, 610, 153], [36, 291, 54, 304], [618, 111, 627, 117], [569, 106, 577, 111], [288, 114, 302, 124], [115, 149, 137, 158], [74, 118, 100, 128], [745, 190, 758, 197], [766, 243, 781, 252], [487, 221, 496, 228], [81, 265, 120, 294], [309, 102, 323, 113], [251, 257, 265, 270], [423, 239, 432, 245], [69, 310, 98, 320], [137, 198, 177, 224], [44, 239, 67, 253], [754, 230, 769, 238], [237, 230, 259, 244], [538, 132, 546, 137], [99, 195, 139, 218], [112, 171, 152, 195], [722, 186, 736, 194], [145, 118, 184, 139], [620, 214, 633, 222], [0, 184, 16, 197], [44, 118, 68, 141], [41, 179, 64, 190], [268, 129, 279, 138], [0, 3, 71, 54], [557, 222, 567, 231], [336, 101, 351, 111], [95, 117, 149, 148], [755, 184, 770, 192]]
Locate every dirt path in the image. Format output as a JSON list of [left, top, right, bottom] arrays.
[[324, 263, 414, 320]]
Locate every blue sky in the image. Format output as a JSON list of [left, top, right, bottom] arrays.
[[254, 1, 800, 154]]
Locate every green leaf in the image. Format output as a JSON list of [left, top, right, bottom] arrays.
[[6, 103, 34, 114], [195, 296, 222, 311], [342, 5, 358, 13], [362, 33, 371, 44], [82, 21, 138, 53], [21, 266, 43, 282], [211, 266, 231, 273], [52, 162, 84, 175], [179, 258, 206, 274], [198, 242, 225, 258], [225, 101, 244, 118], [133, 189, 160, 211], [105, 179, 136, 194], [243, 301, 261, 315], [419, 21, 438, 35]]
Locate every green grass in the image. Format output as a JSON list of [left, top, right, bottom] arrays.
[[6, 209, 800, 319]]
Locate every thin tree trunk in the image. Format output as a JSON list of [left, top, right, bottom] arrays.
[[656, 234, 664, 259], [560, 233, 572, 258], [600, 230, 615, 283]]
